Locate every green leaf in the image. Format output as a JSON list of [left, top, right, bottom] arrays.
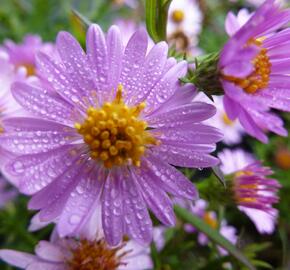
[[145, 0, 172, 42], [71, 8, 92, 28], [174, 205, 256, 270]]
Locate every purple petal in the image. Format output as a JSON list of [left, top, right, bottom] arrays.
[[28, 158, 87, 212], [56, 31, 96, 105], [36, 52, 89, 112], [223, 95, 240, 120], [102, 171, 124, 246], [145, 154, 198, 200], [225, 12, 241, 36], [57, 165, 103, 237], [3, 145, 82, 195], [106, 25, 123, 98], [145, 61, 187, 114], [11, 82, 77, 125], [152, 84, 196, 115], [0, 117, 77, 154], [0, 250, 37, 268], [86, 24, 109, 104], [153, 145, 219, 168], [147, 102, 216, 127], [35, 241, 66, 262], [121, 168, 153, 244], [120, 28, 148, 103], [132, 167, 176, 226], [131, 42, 168, 105], [27, 262, 64, 270], [238, 108, 268, 143], [222, 61, 254, 78], [151, 124, 223, 144]]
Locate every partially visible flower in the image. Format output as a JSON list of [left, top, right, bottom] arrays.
[[196, 93, 244, 145], [219, 149, 281, 234], [274, 147, 290, 170], [167, 0, 203, 55], [0, 24, 222, 246], [0, 176, 17, 208], [0, 50, 26, 165], [2, 35, 55, 77], [0, 231, 152, 270], [219, 0, 290, 142], [153, 226, 166, 251], [183, 199, 237, 255], [246, 0, 286, 7]]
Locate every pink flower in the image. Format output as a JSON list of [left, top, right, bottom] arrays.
[[219, 149, 280, 234], [219, 0, 290, 142], [2, 34, 55, 77]]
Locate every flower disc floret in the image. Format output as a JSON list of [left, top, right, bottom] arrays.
[[75, 85, 158, 168], [67, 239, 128, 270]]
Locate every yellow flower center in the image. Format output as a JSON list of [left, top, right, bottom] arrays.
[[172, 9, 185, 23], [222, 113, 234, 126], [75, 85, 158, 169], [203, 212, 218, 229], [234, 170, 257, 204], [67, 239, 128, 270], [223, 39, 271, 94]]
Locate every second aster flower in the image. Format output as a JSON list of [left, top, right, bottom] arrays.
[[219, 0, 290, 142], [0, 24, 222, 245]]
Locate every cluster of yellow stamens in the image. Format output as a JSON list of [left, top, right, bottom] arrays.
[[234, 170, 258, 204], [171, 9, 185, 23], [67, 239, 128, 270], [223, 39, 271, 94], [75, 85, 158, 169]]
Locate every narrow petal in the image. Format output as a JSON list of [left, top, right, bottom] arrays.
[[3, 145, 82, 195], [11, 82, 78, 125], [86, 24, 109, 103], [132, 167, 176, 226], [131, 42, 168, 105], [102, 171, 124, 246], [0, 118, 77, 155], [121, 168, 153, 245], [120, 28, 148, 103], [0, 250, 37, 268], [106, 25, 123, 97], [145, 61, 187, 114], [35, 241, 66, 262], [147, 102, 216, 127], [56, 31, 96, 105], [145, 154, 198, 200], [153, 145, 219, 168], [239, 109, 268, 143], [57, 165, 104, 236]]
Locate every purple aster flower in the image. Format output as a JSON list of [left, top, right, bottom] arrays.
[[2, 34, 55, 77], [219, 0, 290, 143], [0, 24, 222, 245], [0, 176, 17, 208], [0, 231, 152, 270], [219, 149, 281, 234]]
